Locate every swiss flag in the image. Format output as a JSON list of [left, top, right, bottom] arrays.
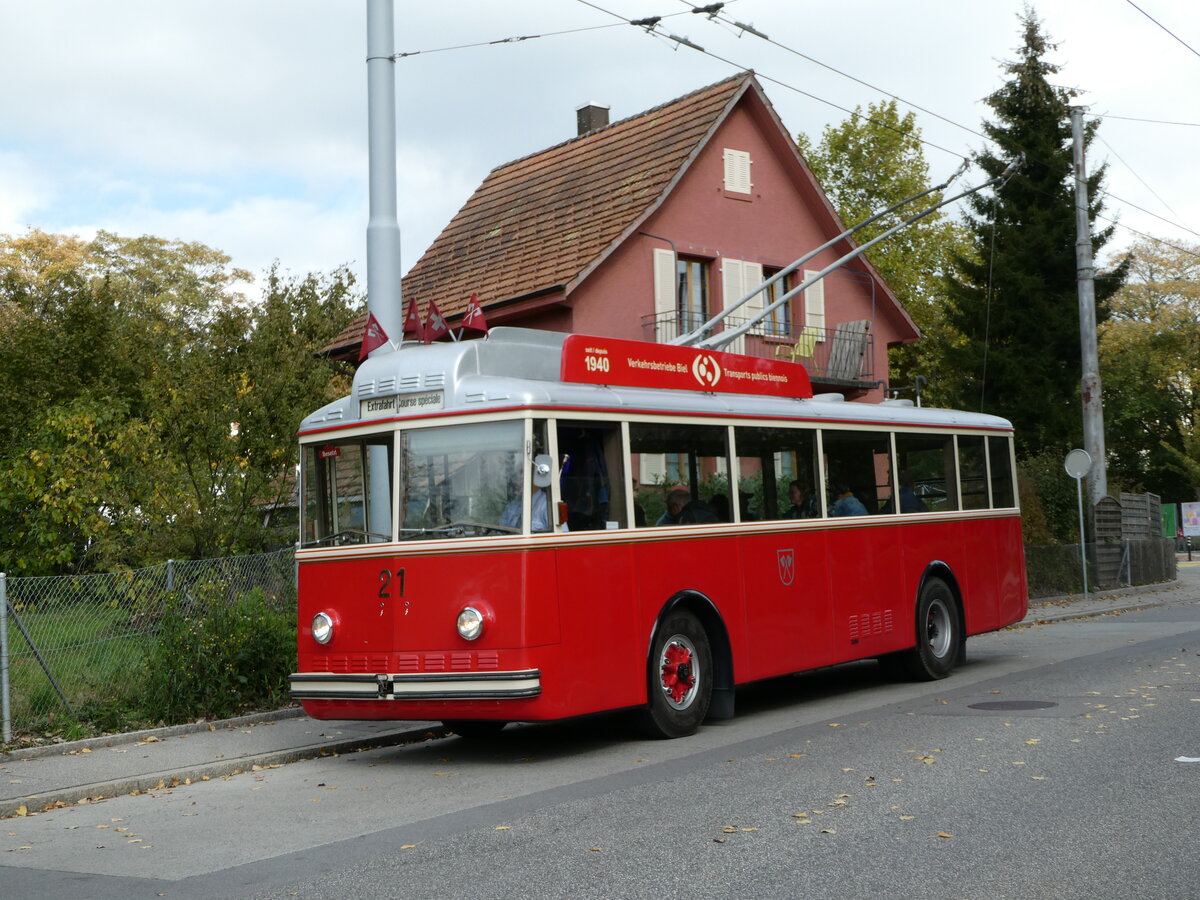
[[425, 300, 450, 342], [358, 311, 390, 361], [402, 297, 426, 342], [461, 293, 488, 333]]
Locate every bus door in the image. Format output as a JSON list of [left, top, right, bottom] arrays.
[[733, 425, 837, 677]]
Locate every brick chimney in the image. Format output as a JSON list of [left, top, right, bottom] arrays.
[[576, 102, 610, 136]]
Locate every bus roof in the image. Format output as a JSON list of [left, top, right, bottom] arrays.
[[299, 327, 1013, 436]]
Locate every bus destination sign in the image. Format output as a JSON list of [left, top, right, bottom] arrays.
[[359, 390, 444, 420], [560, 335, 813, 399]]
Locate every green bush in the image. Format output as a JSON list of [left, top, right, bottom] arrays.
[[138, 587, 296, 724]]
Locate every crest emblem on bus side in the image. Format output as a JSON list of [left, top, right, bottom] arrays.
[[691, 353, 722, 389], [777, 549, 795, 586]]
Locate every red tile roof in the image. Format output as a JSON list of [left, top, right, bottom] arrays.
[[331, 72, 752, 354]]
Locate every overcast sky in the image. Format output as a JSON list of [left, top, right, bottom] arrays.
[[2, 1, 1197, 291]]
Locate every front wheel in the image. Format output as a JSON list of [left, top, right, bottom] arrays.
[[895, 577, 962, 681], [637, 610, 713, 739]]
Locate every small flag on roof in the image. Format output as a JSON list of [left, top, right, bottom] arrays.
[[402, 297, 426, 342], [461, 293, 488, 333], [425, 299, 450, 342], [358, 311, 390, 361]]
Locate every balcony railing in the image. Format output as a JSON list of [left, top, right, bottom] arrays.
[[641, 312, 875, 386]]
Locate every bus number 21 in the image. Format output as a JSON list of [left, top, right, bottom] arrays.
[[378, 568, 406, 599]]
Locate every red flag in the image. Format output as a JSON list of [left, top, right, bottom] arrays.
[[461, 293, 488, 333], [402, 297, 426, 341], [425, 300, 450, 342], [358, 311, 390, 361]]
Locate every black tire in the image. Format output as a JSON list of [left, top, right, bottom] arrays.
[[443, 720, 507, 739], [637, 610, 713, 739], [898, 576, 962, 681]]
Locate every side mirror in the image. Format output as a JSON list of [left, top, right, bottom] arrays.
[[532, 454, 553, 488]]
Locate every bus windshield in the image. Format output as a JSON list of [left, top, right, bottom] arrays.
[[301, 419, 527, 546], [398, 419, 524, 537]]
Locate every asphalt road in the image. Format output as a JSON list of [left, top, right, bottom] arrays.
[[3, 589, 1199, 899]]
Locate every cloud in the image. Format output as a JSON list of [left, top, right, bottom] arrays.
[[0, 152, 53, 235]]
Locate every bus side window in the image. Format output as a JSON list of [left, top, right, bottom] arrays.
[[894, 433, 957, 513], [958, 436, 989, 510], [988, 436, 1016, 508], [556, 421, 628, 530], [733, 425, 819, 521], [822, 429, 893, 515], [629, 422, 730, 526]]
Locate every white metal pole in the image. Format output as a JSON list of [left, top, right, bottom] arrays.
[[366, 0, 403, 351], [1075, 475, 1089, 596]]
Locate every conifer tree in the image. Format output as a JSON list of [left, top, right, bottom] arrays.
[[945, 8, 1126, 455]]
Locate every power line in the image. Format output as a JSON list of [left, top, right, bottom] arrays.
[[571, 2, 1200, 255], [1094, 132, 1192, 234], [1123, 0, 1200, 61], [389, 11, 689, 59], [577, 0, 971, 163], [670, 4, 1200, 249], [1099, 113, 1200, 127]]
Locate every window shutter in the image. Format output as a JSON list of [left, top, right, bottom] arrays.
[[742, 261, 764, 334], [804, 269, 826, 340], [723, 149, 752, 194], [653, 248, 677, 342], [721, 258, 746, 354]]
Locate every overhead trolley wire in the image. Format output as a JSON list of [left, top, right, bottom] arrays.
[[1123, 0, 1200, 61]]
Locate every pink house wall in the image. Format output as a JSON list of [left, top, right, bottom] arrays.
[[563, 100, 909, 400]]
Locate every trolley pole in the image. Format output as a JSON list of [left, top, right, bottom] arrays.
[[1071, 106, 1108, 511]]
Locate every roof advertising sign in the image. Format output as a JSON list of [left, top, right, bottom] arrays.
[[560, 335, 813, 400]]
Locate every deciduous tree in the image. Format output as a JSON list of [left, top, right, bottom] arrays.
[[1100, 237, 1200, 501], [0, 229, 360, 573], [798, 100, 969, 405]]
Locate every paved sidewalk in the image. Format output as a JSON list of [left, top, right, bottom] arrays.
[[0, 711, 442, 818], [3, 569, 1197, 819]]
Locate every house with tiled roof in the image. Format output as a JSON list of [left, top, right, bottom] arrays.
[[330, 71, 920, 400]]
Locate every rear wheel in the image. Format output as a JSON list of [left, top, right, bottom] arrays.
[[638, 610, 712, 739], [900, 576, 961, 681], [443, 720, 507, 739]]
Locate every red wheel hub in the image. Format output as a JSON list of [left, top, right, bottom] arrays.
[[660, 641, 695, 704]]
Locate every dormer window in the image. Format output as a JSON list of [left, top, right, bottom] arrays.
[[723, 148, 752, 194]]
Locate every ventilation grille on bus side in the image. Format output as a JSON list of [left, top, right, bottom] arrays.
[[848, 610, 894, 642]]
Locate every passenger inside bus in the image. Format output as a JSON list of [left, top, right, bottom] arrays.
[[786, 480, 819, 518], [657, 487, 718, 525], [830, 485, 868, 516]]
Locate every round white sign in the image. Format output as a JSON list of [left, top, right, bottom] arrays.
[[1064, 448, 1092, 479]]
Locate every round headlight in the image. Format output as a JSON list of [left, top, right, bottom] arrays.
[[311, 612, 334, 645], [457, 606, 485, 641]]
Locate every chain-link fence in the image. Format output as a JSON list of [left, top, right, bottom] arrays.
[[1025, 538, 1177, 598], [1, 549, 296, 742]]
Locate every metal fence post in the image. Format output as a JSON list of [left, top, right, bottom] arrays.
[[167, 558, 174, 593], [1, 573, 10, 744]]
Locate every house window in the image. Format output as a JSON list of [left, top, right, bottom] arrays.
[[677, 257, 709, 333], [723, 148, 752, 194], [763, 268, 792, 338]]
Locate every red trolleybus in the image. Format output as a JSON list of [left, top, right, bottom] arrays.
[[290, 328, 1026, 738]]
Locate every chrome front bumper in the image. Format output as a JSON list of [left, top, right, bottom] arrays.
[[289, 669, 542, 701]]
